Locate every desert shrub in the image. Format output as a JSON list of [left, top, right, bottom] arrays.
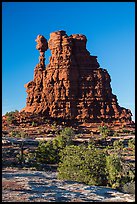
[[59, 127, 75, 144], [58, 142, 135, 189], [34, 127, 74, 164], [128, 138, 135, 149], [6, 114, 15, 125], [113, 131, 120, 137], [5, 110, 18, 117], [36, 140, 60, 164], [88, 137, 96, 149], [113, 139, 124, 149], [105, 153, 135, 190], [123, 163, 135, 183], [128, 138, 135, 156], [51, 121, 57, 130], [23, 152, 36, 165], [10, 131, 19, 137], [118, 162, 135, 193], [130, 130, 135, 135], [112, 139, 124, 154], [31, 121, 37, 127], [122, 129, 130, 133], [58, 144, 107, 186], [5, 110, 19, 125], [98, 125, 110, 139], [105, 154, 123, 188]]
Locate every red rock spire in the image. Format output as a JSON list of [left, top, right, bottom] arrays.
[[22, 31, 133, 124], [35, 35, 48, 68]]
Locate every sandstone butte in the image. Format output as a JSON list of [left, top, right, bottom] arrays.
[[21, 30, 133, 126]]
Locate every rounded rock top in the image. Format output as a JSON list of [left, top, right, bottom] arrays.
[[70, 34, 87, 42], [50, 30, 67, 38], [35, 35, 48, 52]]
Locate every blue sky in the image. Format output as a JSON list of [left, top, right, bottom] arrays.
[[2, 2, 135, 121]]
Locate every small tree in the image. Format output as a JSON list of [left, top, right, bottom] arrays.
[[34, 127, 75, 164], [128, 138, 135, 155], [36, 140, 60, 164], [113, 139, 124, 155], [6, 115, 15, 125], [59, 127, 75, 145], [113, 131, 120, 137], [98, 125, 110, 140], [5, 110, 18, 125], [106, 153, 135, 190], [128, 138, 135, 149], [88, 137, 96, 149], [106, 153, 123, 188], [58, 144, 107, 186]]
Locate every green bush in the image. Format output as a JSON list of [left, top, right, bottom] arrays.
[[128, 138, 135, 156], [105, 153, 135, 190], [128, 138, 135, 149], [105, 154, 122, 188], [10, 131, 20, 137], [35, 140, 59, 164], [51, 121, 57, 131], [6, 115, 15, 125], [57, 142, 135, 189], [88, 138, 96, 149], [13, 131, 28, 138], [113, 140, 124, 152], [131, 130, 135, 135], [98, 125, 110, 139], [34, 127, 74, 164], [112, 139, 125, 157], [5, 110, 19, 125], [122, 129, 130, 133], [32, 121, 37, 127], [58, 145, 107, 186], [5, 110, 18, 117], [113, 131, 120, 137], [59, 127, 75, 145]]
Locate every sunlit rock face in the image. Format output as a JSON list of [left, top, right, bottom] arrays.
[[22, 30, 132, 124]]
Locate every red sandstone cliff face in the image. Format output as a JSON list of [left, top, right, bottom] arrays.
[[22, 30, 132, 123]]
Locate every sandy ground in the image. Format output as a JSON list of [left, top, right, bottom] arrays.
[[2, 167, 135, 202]]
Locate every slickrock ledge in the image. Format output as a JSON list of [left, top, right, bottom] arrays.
[[22, 30, 133, 125], [2, 168, 135, 202]]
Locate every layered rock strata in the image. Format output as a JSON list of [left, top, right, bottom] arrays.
[[22, 30, 132, 123]]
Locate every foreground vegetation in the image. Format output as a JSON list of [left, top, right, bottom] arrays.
[[13, 126, 135, 194], [2, 111, 135, 194]]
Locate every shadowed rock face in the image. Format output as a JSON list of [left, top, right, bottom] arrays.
[[22, 30, 132, 124]]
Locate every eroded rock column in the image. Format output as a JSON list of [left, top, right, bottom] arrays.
[[35, 35, 48, 68], [22, 30, 133, 124]]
